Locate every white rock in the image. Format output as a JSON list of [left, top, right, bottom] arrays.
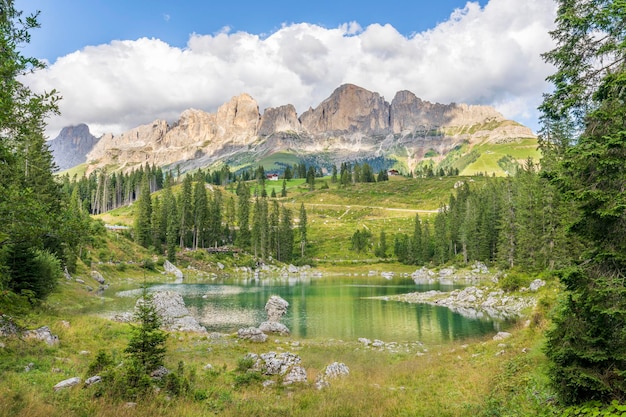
[[53, 377, 81, 391], [493, 332, 512, 341]]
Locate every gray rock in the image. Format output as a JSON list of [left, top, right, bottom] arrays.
[[164, 260, 184, 282], [75, 279, 85, 284], [91, 271, 105, 284], [265, 295, 289, 322], [493, 331, 512, 341], [144, 291, 206, 332], [150, 366, 170, 379], [529, 279, 546, 292], [259, 321, 290, 335], [237, 327, 268, 343], [324, 362, 350, 379], [217, 262, 225, 270], [252, 351, 302, 378], [85, 375, 102, 386], [316, 362, 349, 389], [283, 366, 307, 385], [358, 337, 372, 346], [287, 264, 299, 274], [24, 326, 59, 346], [0, 315, 21, 337], [53, 377, 81, 391]]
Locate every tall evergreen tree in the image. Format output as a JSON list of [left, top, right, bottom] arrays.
[[541, 0, 626, 404], [134, 178, 152, 248], [299, 203, 308, 258], [235, 181, 251, 249]]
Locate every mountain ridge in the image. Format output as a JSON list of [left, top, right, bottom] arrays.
[[49, 83, 537, 175]]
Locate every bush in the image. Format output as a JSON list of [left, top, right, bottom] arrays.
[[498, 271, 531, 292]]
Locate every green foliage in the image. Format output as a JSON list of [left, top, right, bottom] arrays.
[[2, 245, 62, 300], [350, 228, 372, 253], [125, 287, 168, 374], [562, 401, 626, 417], [498, 271, 531, 292]]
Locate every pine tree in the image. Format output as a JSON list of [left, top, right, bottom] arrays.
[[299, 203, 307, 258], [178, 175, 193, 248], [134, 178, 152, 248], [235, 181, 251, 249], [125, 287, 168, 373]]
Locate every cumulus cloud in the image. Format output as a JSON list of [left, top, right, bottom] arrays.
[[25, 0, 557, 138]]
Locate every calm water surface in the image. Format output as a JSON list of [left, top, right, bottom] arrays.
[[117, 274, 513, 344]]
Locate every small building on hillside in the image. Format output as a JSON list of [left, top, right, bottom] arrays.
[[267, 173, 280, 181], [387, 169, 400, 176]]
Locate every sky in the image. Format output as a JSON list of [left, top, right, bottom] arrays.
[[16, 0, 557, 139]]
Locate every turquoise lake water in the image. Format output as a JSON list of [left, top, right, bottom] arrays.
[[129, 274, 512, 344]]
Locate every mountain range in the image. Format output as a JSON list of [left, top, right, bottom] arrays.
[[48, 83, 538, 176]]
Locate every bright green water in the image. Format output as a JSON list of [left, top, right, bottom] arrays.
[[128, 274, 512, 344]]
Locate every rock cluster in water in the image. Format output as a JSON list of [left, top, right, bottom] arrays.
[[145, 291, 207, 333], [238, 295, 290, 342]]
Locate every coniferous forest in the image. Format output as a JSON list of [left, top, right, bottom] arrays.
[[1, 0, 626, 414]]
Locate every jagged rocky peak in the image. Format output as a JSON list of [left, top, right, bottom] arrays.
[[389, 90, 504, 133], [258, 104, 302, 136], [48, 123, 99, 171], [300, 84, 391, 135], [216, 93, 261, 138]]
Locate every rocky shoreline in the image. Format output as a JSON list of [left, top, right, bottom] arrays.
[[376, 285, 537, 321]]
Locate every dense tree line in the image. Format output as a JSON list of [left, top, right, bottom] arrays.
[[393, 160, 576, 272], [0, 2, 95, 304], [59, 164, 165, 215], [133, 172, 308, 263]]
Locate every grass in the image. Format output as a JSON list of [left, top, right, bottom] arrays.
[[0, 173, 572, 416]]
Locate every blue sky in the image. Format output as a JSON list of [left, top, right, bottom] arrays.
[[16, 0, 557, 138]]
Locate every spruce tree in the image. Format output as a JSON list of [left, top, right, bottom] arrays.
[[134, 178, 152, 248], [299, 203, 307, 258]]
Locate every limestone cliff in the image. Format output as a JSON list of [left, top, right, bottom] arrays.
[[51, 84, 536, 175], [48, 124, 99, 171]]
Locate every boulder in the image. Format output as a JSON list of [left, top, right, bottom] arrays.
[[53, 377, 81, 391], [145, 291, 206, 332], [85, 376, 102, 386], [163, 260, 184, 282], [24, 326, 59, 346], [259, 321, 290, 335], [237, 327, 268, 343], [529, 279, 546, 292], [91, 271, 105, 284], [493, 332, 512, 341], [315, 362, 350, 389], [0, 315, 21, 337], [283, 366, 308, 385], [265, 295, 289, 322]]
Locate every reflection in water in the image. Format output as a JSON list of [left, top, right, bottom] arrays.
[[147, 275, 513, 344]]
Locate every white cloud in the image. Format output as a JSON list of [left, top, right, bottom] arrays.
[[25, 0, 557, 138]]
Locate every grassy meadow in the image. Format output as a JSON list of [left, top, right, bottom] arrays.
[[0, 174, 567, 416]]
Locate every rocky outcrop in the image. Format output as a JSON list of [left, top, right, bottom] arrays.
[[237, 327, 268, 343], [24, 326, 59, 346], [382, 286, 536, 320], [163, 260, 183, 283], [144, 291, 206, 333], [53, 377, 81, 391], [258, 104, 302, 136], [315, 362, 350, 390], [48, 124, 99, 171], [300, 84, 390, 135], [258, 295, 290, 335]]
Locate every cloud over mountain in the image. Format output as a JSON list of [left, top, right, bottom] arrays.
[[24, 0, 556, 138]]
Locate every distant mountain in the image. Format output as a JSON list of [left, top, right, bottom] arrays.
[[48, 124, 99, 172], [51, 84, 537, 176]]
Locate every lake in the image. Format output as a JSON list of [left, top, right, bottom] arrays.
[[118, 273, 513, 344]]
